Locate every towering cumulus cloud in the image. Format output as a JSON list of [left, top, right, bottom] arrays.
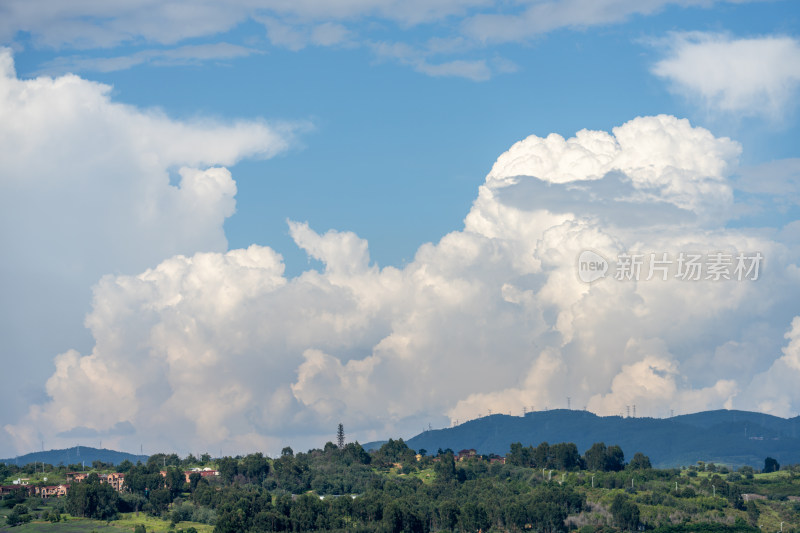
[[5, 112, 800, 455], [0, 47, 295, 451]]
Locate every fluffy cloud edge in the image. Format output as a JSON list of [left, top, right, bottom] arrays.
[[4, 113, 800, 457], [652, 32, 800, 119]]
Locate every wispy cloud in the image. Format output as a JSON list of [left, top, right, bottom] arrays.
[[462, 0, 754, 44], [371, 40, 499, 81], [0, 0, 766, 81], [36, 43, 262, 75], [258, 17, 353, 51]]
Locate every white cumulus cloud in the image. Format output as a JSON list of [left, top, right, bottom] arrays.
[[652, 33, 800, 119], [5, 113, 800, 456], [0, 48, 298, 439]]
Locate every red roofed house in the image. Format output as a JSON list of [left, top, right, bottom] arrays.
[[456, 449, 478, 461], [35, 485, 69, 498]]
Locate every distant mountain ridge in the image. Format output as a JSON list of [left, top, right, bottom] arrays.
[[0, 446, 148, 467], [365, 409, 800, 468]]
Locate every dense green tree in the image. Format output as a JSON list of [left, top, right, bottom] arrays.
[[507, 442, 533, 467], [535, 441, 551, 468], [272, 452, 312, 493], [147, 453, 180, 470], [241, 452, 270, 484], [727, 483, 746, 511], [292, 493, 325, 531], [125, 464, 165, 496], [6, 504, 32, 526], [585, 442, 608, 471], [434, 452, 457, 483], [437, 499, 459, 530], [746, 501, 760, 526], [188, 472, 202, 492], [66, 472, 119, 520], [48, 508, 61, 522], [373, 438, 416, 467], [217, 457, 239, 484], [536, 483, 585, 514], [164, 466, 185, 497], [527, 501, 568, 533], [146, 488, 172, 516], [606, 445, 625, 472], [460, 500, 491, 532], [509, 441, 546, 467], [629, 452, 652, 470], [551, 442, 582, 470], [342, 442, 371, 466], [119, 492, 147, 514], [215, 506, 248, 533], [764, 457, 780, 473], [610, 493, 640, 531]]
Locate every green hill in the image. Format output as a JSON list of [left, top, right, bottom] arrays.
[[0, 446, 147, 467], [365, 409, 800, 468]]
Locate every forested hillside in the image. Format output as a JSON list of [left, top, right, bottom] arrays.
[[2, 438, 799, 532], [375, 410, 800, 468], [0, 447, 148, 468]]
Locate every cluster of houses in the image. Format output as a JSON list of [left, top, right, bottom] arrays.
[[66, 471, 127, 491], [172, 467, 220, 484], [0, 483, 69, 498], [0, 468, 219, 499], [455, 449, 506, 464]]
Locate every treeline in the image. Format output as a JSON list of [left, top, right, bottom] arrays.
[[0, 453, 216, 486], [506, 441, 652, 472], [210, 475, 585, 533], [50, 439, 650, 532], [5, 438, 799, 533], [59, 442, 381, 523]]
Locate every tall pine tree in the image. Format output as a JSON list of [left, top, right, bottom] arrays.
[[337, 423, 345, 449]]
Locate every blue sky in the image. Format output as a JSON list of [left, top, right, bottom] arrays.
[[10, 0, 797, 272], [1, 0, 800, 458]]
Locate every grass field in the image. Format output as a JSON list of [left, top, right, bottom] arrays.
[[0, 514, 213, 533], [401, 466, 436, 485], [113, 513, 212, 533], [0, 517, 119, 532]]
